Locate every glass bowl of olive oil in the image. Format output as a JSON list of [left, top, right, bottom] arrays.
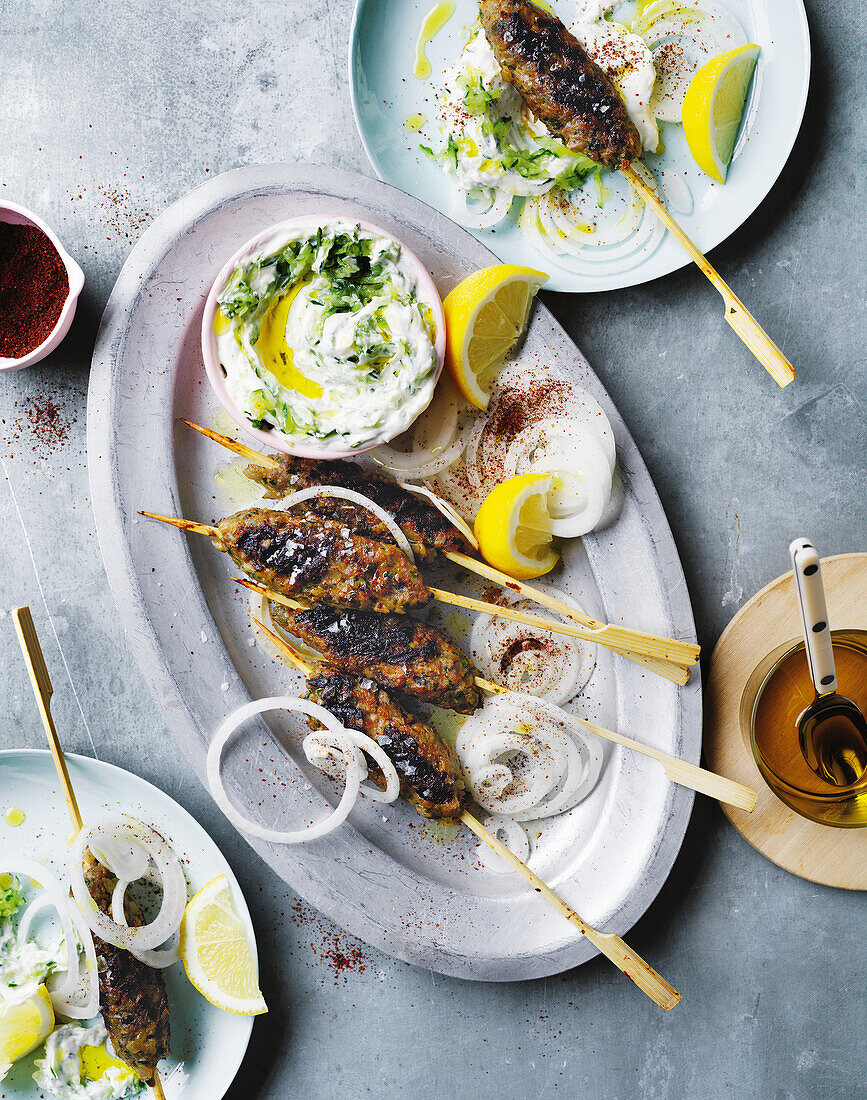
[[747, 630, 867, 827]]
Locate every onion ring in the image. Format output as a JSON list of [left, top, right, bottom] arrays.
[[303, 728, 400, 804], [476, 814, 531, 874], [70, 817, 186, 955], [469, 583, 595, 706], [280, 485, 414, 563], [372, 378, 471, 480], [3, 859, 98, 1020], [207, 696, 398, 845], [398, 480, 479, 549], [110, 878, 181, 969], [456, 693, 604, 821]]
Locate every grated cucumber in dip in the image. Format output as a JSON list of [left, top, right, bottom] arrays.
[[215, 220, 439, 452]]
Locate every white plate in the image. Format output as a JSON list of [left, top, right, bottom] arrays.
[[348, 0, 811, 292], [0, 749, 255, 1098], [87, 162, 701, 981]]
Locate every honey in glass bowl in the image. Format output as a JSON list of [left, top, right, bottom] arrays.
[[750, 630, 867, 827]]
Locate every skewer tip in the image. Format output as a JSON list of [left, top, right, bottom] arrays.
[[139, 511, 218, 537]]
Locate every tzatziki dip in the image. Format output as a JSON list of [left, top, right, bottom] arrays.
[[215, 219, 440, 453]]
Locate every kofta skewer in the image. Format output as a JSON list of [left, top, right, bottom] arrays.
[[252, 588, 756, 812], [13, 607, 170, 1099], [179, 421, 698, 678], [140, 507, 657, 657], [478, 0, 794, 387], [254, 622, 681, 1010]]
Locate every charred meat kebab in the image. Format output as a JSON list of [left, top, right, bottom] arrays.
[[215, 508, 431, 613], [304, 669, 467, 819], [479, 0, 642, 170], [245, 453, 473, 564], [82, 852, 170, 1085], [269, 601, 482, 714]]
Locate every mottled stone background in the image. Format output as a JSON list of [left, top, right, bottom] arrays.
[[0, 1, 864, 1097]]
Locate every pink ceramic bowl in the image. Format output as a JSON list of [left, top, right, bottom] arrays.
[[200, 214, 446, 459], [0, 200, 85, 371]]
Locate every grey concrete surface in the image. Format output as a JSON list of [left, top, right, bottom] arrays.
[[0, 1, 864, 1097]]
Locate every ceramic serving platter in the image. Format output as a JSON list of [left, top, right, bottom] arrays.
[[349, 0, 811, 293], [0, 749, 255, 1099], [87, 163, 700, 981]]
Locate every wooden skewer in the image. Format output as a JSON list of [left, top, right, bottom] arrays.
[[621, 165, 795, 388], [444, 550, 699, 666], [139, 509, 690, 676], [477, 676, 755, 812], [176, 422, 700, 678], [255, 605, 753, 812], [459, 812, 680, 1008], [250, 620, 680, 1009], [13, 607, 168, 1100]]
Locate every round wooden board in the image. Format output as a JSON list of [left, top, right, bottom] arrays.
[[706, 553, 867, 890]]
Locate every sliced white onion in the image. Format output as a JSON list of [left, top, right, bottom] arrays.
[[110, 879, 181, 969], [207, 696, 396, 845], [371, 377, 471, 480], [451, 185, 514, 230], [3, 859, 98, 1020], [469, 583, 595, 706], [399, 480, 480, 550], [502, 420, 613, 537], [303, 728, 400, 804], [456, 692, 603, 821], [281, 485, 414, 563], [521, 164, 665, 273], [70, 817, 186, 955], [476, 814, 530, 874], [633, 0, 748, 121]]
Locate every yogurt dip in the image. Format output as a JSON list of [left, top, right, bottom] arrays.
[[214, 219, 440, 453]]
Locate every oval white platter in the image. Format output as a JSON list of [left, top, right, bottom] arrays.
[[88, 163, 700, 981], [0, 749, 255, 1099]]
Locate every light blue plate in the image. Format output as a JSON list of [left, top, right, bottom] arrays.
[[349, 0, 810, 292], [0, 750, 255, 1099]]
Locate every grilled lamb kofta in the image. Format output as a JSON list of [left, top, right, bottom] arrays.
[[304, 669, 467, 819], [82, 852, 170, 1085], [479, 0, 642, 170], [269, 601, 482, 714], [245, 453, 473, 564], [214, 508, 431, 613]]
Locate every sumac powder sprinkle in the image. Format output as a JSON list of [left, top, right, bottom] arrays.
[[0, 222, 69, 358]]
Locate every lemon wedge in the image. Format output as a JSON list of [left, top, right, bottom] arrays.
[[180, 875, 267, 1017], [443, 265, 548, 410], [473, 473, 559, 580], [0, 984, 54, 1072], [682, 44, 760, 184]]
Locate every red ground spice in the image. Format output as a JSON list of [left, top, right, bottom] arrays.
[[0, 222, 69, 358], [6, 395, 73, 458]]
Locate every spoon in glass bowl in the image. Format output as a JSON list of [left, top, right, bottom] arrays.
[[789, 538, 867, 787]]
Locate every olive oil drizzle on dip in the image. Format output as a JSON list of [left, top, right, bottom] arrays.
[[215, 220, 439, 453]]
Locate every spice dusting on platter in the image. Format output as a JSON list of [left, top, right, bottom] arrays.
[[0, 222, 69, 359]]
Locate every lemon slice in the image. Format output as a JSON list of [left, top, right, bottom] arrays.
[[0, 984, 54, 1071], [682, 44, 760, 184], [180, 875, 267, 1016], [443, 265, 548, 410], [473, 473, 559, 580]]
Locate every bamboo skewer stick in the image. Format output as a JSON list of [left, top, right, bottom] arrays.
[[621, 165, 795, 388], [477, 676, 755, 811], [176, 421, 699, 678], [459, 812, 680, 1008], [13, 607, 168, 1100], [254, 606, 753, 812], [139, 509, 690, 674], [250, 620, 680, 1009]]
